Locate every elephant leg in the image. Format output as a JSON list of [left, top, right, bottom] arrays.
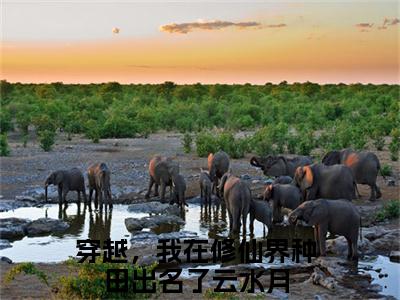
[[314, 226, 320, 256], [145, 177, 154, 199], [89, 188, 93, 203], [368, 184, 376, 201], [375, 184, 382, 199], [351, 238, 359, 260], [346, 237, 353, 260], [242, 212, 247, 239], [82, 187, 87, 203], [154, 183, 159, 197], [58, 186, 63, 204], [62, 188, 69, 205], [160, 182, 166, 202], [77, 191, 81, 203], [228, 210, 233, 232], [94, 189, 99, 210], [249, 213, 255, 236], [318, 224, 328, 256], [200, 187, 203, 201]]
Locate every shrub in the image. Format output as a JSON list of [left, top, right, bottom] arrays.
[[4, 262, 48, 286], [0, 110, 13, 133], [38, 130, 56, 151], [389, 129, 400, 161], [296, 130, 314, 156], [85, 120, 101, 143], [250, 127, 275, 156], [58, 258, 157, 299], [380, 164, 392, 177], [22, 134, 28, 148], [182, 132, 193, 153], [372, 132, 385, 151], [375, 200, 400, 222], [195, 131, 218, 157], [0, 134, 10, 156]]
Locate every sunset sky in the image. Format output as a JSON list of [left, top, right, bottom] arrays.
[[1, 0, 399, 84]]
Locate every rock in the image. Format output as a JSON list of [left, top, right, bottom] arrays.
[[0, 218, 30, 239], [127, 201, 180, 215], [389, 251, 400, 263], [252, 180, 260, 184], [0, 239, 12, 250], [125, 215, 184, 233], [370, 229, 400, 252], [137, 255, 158, 266], [0, 200, 31, 212], [125, 218, 144, 232], [130, 230, 198, 245], [386, 179, 395, 186], [0, 256, 12, 264], [15, 196, 37, 202], [307, 266, 337, 291], [25, 218, 69, 236], [326, 236, 375, 256], [368, 284, 382, 293], [240, 174, 252, 180]]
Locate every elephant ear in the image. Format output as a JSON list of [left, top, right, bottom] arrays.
[[301, 166, 313, 190], [277, 156, 289, 174], [207, 153, 214, 171], [305, 201, 325, 226], [322, 151, 340, 165], [54, 171, 64, 185], [218, 173, 229, 194], [263, 184, 274, 201]]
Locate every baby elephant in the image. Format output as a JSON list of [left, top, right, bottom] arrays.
[[171, 174, 187, 208], [218, 173, 251, 237], [264, 184, 302, 223], [199, 169, 212, 203], [249, 199, 273, 236], [87, 163, 112, 210], [45, 168, 87, 205], [289, 199, 361, 260], [273, 176, 293, 185]]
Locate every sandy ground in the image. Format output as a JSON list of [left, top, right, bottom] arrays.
[[0, 132, 399, 299]]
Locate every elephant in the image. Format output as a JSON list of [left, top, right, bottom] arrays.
[[249, 199, 272, 236], [322, 149, 382, 201], [250, 155, 313, 178], [171, 173, 187, 208], [288, 199, 361, 260], [294, 164, 356, 201], [273, 176, 293, 185], [45, 168, 87, 205], [145, 156, 179, 202], [263, 183, 302, 223], [208, 151, 230, 196], [218, 172, 251, 237], [87, 163, 112, 210], [199, 168, 212, 204]]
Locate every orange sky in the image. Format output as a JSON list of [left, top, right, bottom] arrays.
[[1, 1, 399, 84]]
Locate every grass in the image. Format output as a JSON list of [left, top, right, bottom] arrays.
[[4, 262, 49, 286], [375, 200, 400, 222]]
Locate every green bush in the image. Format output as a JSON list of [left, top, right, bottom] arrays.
[[371, 130, 385, 151], [195, 131, 218, 157], [250, 127, 275, 156], [375, 200, 400, 222], [0, 110, 13, 133], [182, 132, 193, 153], [380, 164, 392, 177], [4, 262, 48, 286], [58, 258, 157, 299], [389, 129, 400, 161], [85, 120, 101, 143], [38, 130, 56, 151], [0, 134, 10, 156]]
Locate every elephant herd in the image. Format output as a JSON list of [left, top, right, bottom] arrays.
[[44, 147, 384, 260]]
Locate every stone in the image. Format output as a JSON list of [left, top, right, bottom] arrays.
[[389, 250, 400, 263], [307, 266, 337, 291], [386, 179, 395, 186], [326, 236, 375, 257], [0, 256, 12, 264], [125, 215, 185, 233], [25, 218, 69, 236], [130, 230, 198, 245], [127, 201, 180, 215], [125, 218, 144, 232], [0, 218, 30, 239], [0, 200, 31, 212], [0, 239, 12, 250]]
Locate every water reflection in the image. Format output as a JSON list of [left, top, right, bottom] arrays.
[[57, 203, 87, 236], [88, 207, 112, 245]]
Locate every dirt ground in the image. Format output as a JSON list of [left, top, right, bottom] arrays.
[[0, 132, 399, 299]]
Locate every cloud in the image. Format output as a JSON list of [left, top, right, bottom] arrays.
[[355, 23, 374, 28], [160, 20, 261, 34], [265, 23, 287, 28]]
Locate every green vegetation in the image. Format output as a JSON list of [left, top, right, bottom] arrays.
[[389, 129, 400, 161], [4, 262, 48, 286], [58, 258, 157, 299], [0, 133, 10, 156], [38, 130, 56, 151], [375, 200, 400, 222], [182, 132, 193, 153], [1, 81, 398, 156], [380, 164, 392, 177]]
